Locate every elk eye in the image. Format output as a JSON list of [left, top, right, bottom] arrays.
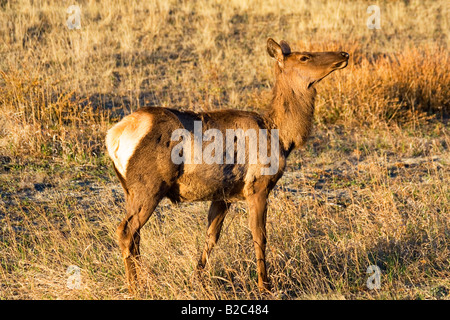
[[299, 55, 310, 62]]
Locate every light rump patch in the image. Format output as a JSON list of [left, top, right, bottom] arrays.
[[105, 112, 153, 177]]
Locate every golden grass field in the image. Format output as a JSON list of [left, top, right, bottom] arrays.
[[0, 0, 449, 299]]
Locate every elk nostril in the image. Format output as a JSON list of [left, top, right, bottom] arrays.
[[341, 52, 349, 58]]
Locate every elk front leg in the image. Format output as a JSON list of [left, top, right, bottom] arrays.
[[197, 200, 229, 269], [247, 192, 270, 291]]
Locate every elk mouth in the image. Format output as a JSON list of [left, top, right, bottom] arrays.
[[333, 60, 348, 69], [307, 55, 349, 88]]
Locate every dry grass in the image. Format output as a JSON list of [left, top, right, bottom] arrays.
[[0, 0, 449, 299]]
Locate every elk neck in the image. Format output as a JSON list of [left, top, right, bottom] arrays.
[[265, 71, 317, 156]]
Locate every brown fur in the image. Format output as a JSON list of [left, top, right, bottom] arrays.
[[105, 38, 349, 292]]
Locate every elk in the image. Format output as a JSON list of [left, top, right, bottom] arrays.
[[105, 38, 349, 292]]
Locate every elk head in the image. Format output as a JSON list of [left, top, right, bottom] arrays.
[[267, 38, 349, 89]]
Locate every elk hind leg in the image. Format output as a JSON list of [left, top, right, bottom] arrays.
[[117, 194, 161, 291], [197, 200, 229, 269]]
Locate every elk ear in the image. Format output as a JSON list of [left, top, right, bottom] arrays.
[[267, 38, 284, 68], [279, 40, 291, 55]]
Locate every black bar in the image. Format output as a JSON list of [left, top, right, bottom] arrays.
[[0, 299, 444, 319]]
